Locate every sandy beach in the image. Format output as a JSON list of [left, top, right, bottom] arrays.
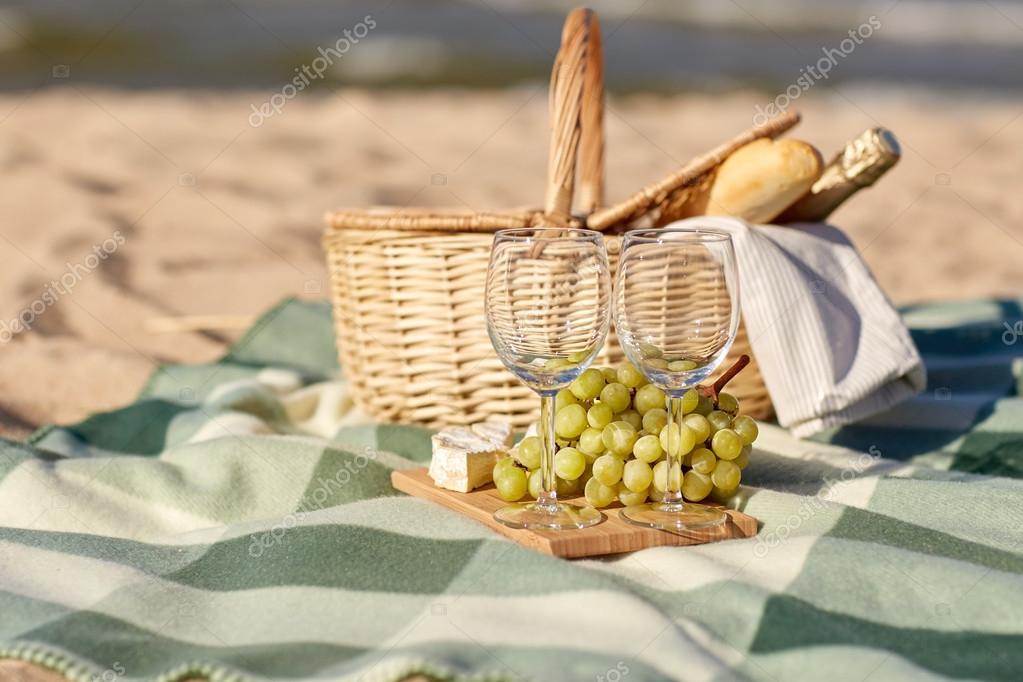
[[1, 86, 1021, 437]]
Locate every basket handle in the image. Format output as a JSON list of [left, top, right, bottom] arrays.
[[543, 8, 605, 225]]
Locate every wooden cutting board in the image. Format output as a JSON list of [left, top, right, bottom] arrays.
[[391, 468, 758, 559]]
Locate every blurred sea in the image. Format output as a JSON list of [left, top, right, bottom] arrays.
[[0, 0, 1021, 91]]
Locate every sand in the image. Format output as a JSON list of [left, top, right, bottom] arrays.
[[1, 86, 1021, 437]]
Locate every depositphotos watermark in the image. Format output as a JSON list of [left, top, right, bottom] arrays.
[[87, 662, 125, 682], [248, 446, 378, 557], [0, 231, 125, 343], [753, 445, 881, 557], [249, 15, 377, 127], [753, 16, 881, 126], [596, 662, 630, 682], [1002, 320, 1023, 345]]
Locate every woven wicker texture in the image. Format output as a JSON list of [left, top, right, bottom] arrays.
[[324, 8, 786, 428]]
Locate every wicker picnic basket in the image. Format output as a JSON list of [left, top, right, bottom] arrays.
[[324, 8, 799, 429]]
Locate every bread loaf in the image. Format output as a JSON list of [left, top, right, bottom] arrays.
[[701, 138, 824, 224]]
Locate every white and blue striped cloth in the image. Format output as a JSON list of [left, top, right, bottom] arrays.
[[666, 216, 926, 438]]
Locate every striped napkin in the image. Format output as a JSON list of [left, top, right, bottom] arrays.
[[664, 216, 926, 437]]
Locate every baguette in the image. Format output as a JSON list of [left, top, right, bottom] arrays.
[[701, 138, 824, 224]]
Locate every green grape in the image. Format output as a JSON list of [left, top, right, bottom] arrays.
[[707, 410, 732, 437], [659, 423, 696, 458], [683, 413, 711, 444], [732, 415, 759, 445], [515, 436, 542, 470], [693, 393, 714, 416], [711, 429, 743, 461], [602, 421, 638, 456], [717, 392, 739, 416], [494, 456, 519, 479], [682, 470, 713, 501], [617, 482, 649, 506], [557, 475, 582, 497], [668, 359, 698, 372], [617, 363, 647, 389], [567, 349, 590, 363], [689, 447, 717, 474], [634, 384, 667, 415], [584, 477, 617, 507], [623, 459, 653, 492], [639, 343, 662, 359], [495, 467, 527, 501], [645, 358, 670, 370], [544, 357, 575, 371], [680, 388, 700, 415], [555, 389, 579, 412], [527, 468, 543, 499], [735, 444, 751, 469], [652, 459, 682, 493], [587, 403, 614, 429], [570, 368, 606, 401], [599, 366, 618, 383], [711, 459, 741, 490], [632, 434, 663, 463], [599, 382, 631, 413], [642, 408, 668, 434], [712, 484, 739, 501], [555, 403, 588, 439], [578, 428, 606, 456], [592, 453, 625, 486], [554, 447, 586, 481], [618, 409, 643, 431]]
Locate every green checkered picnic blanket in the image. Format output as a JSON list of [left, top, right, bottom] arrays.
[[2, 298, 1022, 682]]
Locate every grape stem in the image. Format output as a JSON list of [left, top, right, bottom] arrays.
[[699, 354, 750, 401]]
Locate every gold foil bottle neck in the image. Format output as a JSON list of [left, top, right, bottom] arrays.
[[816, 127, 901, 192], [779, 127, 901, 223]]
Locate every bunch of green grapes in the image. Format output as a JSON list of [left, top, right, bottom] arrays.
[[492, 362, 759, 507]]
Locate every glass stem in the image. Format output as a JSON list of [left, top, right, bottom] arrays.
[[662, 394, 684, 507], [537, 391, 559, 513]]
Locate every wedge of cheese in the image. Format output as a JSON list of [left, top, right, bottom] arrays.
[[428, 421, 513, 492], [469, 421, 513, 449]]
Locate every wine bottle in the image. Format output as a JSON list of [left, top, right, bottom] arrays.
[[777, 127, 900, 223]]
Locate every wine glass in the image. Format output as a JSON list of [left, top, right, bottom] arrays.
[[485, 228, 611, 529], [612, 228, 740, 530]]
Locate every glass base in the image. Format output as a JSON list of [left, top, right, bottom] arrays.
[[494, 501, 604, 530], [619, 501, 727, 531]]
